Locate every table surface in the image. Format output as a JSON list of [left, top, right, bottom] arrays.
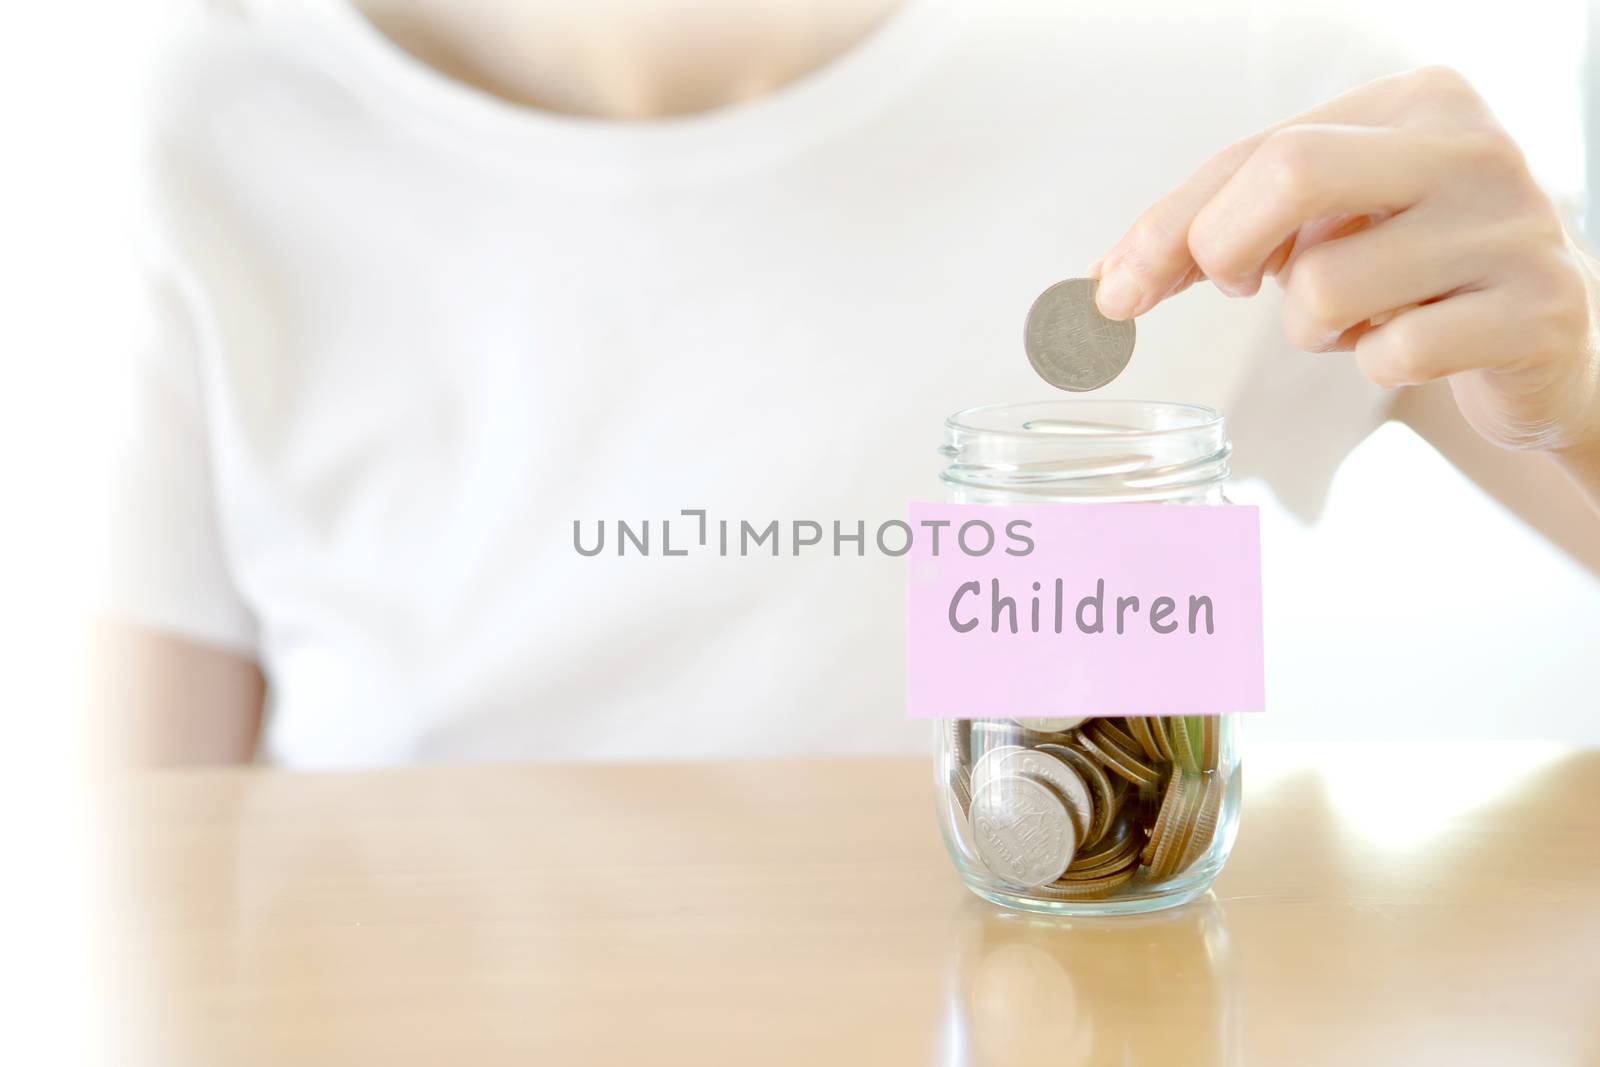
[[108, 742, 1600, 1066]]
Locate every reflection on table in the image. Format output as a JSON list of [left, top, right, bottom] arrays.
[[945, 895, 1234, 1066]]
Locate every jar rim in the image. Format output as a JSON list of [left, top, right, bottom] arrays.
[[945, 399, 1225, 443], [940, 399, 1231, 501]]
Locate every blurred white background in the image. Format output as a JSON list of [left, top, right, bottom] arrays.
[[12, 0, 1590, 745], [1, 3, 1596, 1061]]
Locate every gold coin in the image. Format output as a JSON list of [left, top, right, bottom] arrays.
[[1141, 769, 1189, 868], [1095, 718, 1141, 754], [1035, 864, 1139, 900], [1198, 716, 1220, 772], [1150, 770, 1207, 880], [1060, 828, 1142, 880], [1167, 715, 1200, 775], [1058, 853, 1139, 883], [1152, 713, 1177, 764], [1158, 771, 1203, 883], [1063, 811, 1134, 869], [1127, 716, 1165, 763], [1079, 721, 1164, 788], [1176, 771, 1226, 874]]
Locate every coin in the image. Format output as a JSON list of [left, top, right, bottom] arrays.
[[1060, 824, 1142, 880], [1177, 772, 1226, 873], [1065, 812, 1134, 869], [1141, 769, 1191, 868], [1011, 717, 1086, 734], [989, 748, 1094, 845], [1147, 716, 1175, 762], [970, 774, 1078, 888], [970, 720, 1030, 759], [979, 719, 1061, 750], [1078, 721, 1164, 788], [1149, 771, 1207, 880], [1094, 718, 1142, 754], [1034, 864, 1139, 900], [1198, 716, 1220, 772], [1037, 743, 1115, 846], [947, 719, 972, 770], [1169, 715, 1200, 775], [1168, 774, 1214, 878], [946, 711, 1234, 903], [970, 744, 1028, 796], [1023, 278, 1136, 392], [1058, 850, 1139, 883], [1127, 716, 1165, 763], [950, 765, 973, 817]]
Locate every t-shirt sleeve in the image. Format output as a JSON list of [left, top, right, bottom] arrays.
[[96, 258, 258, 654]]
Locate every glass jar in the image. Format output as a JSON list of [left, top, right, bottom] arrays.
[[934, 399, 1242, 915]]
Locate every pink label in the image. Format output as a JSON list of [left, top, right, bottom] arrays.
[[906, 503, 1264, 718]]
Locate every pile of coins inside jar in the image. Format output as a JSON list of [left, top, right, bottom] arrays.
[[948, 716, 1228, 900]]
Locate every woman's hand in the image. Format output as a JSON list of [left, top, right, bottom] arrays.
[[1092, 66, 1600, 500]]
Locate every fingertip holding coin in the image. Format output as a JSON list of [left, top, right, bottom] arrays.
[[1092, 271, 1142, 321], [1023, 277, 1137, 391]]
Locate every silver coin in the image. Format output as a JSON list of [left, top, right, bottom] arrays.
[[1023, 278, 1136, 391], [989, 748, 1094, 845], [969, 774, 1077, 888], [1011, 717, 1086, 734], [1037, 743, 1116, 846], [971, 720, 1034, 759], [970, 744, 1027, 797]]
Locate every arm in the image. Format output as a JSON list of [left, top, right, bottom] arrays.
[[101, 262, 266, 765], [1392, 382, 1600, 578], [92, 621, 265, 765]]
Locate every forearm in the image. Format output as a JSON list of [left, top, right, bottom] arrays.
[[1393, 383, 1600, 577], [91, 621, 266, 766]]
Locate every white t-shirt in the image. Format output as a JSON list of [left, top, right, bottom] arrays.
[[110, 0, 1405, 766]]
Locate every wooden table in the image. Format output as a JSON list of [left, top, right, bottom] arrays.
[[107, 743, 1600, 1066]]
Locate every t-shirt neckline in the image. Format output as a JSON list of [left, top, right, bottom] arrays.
[[291, 0, 958, 183]]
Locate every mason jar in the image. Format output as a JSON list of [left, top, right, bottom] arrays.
[[934, 399, 1242, 915]]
